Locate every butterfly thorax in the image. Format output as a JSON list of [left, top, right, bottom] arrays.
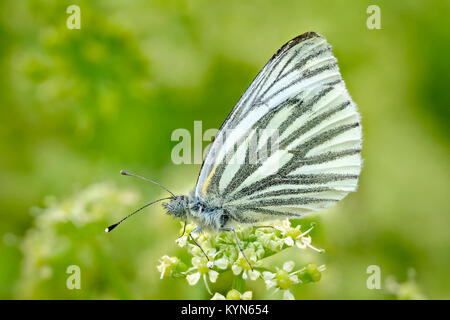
[[163, 194, 229, 232]]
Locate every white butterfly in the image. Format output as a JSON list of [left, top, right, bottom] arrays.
[[107, 31, 362, 268]]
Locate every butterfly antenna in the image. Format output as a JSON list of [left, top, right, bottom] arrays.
[[120, 170, 175, 197], [105, 197, 172, 233]]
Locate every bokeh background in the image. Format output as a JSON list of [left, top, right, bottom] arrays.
[[0, 0, 449, 299]]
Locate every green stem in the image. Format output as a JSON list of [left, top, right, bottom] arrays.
[[232, 275, 245, 292]]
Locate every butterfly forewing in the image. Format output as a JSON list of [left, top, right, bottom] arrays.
[[195, 31, 362, 223]]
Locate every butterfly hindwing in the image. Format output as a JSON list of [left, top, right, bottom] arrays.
[[195, 31, 362, 223]]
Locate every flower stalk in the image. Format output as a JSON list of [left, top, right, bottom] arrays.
[[157, 219, 326, 300]]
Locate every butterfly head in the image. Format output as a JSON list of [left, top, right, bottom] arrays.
[[162, 195, 188, 219]]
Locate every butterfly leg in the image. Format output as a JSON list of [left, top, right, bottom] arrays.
[[177, 220, 187, 239], [189, 227, 211, 264], [222, 227, 253, 271]]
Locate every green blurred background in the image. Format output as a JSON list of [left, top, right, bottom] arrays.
[[0, 0, 449, 299]]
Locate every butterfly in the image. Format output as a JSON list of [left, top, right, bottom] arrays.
[[106, 31, 362, 270]]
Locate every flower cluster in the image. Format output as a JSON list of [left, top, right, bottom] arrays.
[[157, 219, 326, 300], [16, 182, 144, 299]]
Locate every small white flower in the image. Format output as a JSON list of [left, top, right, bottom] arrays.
[[248, 269, 261, 280], [186, 256, 220, 294], [295, 235, 309, 249], [186, 272, 201, 285], [283, 261, 295, 273], [175, 235, 188, 247], [284, 236, 295, 247], [156, 255, 178, 279], [230, 250, 259, 280], [274, 219, 323, 252], [241, 291, 253, 300], [214, 258, 228, 270], [283, 290, 295, 300], [232, 265, 260, 281], [262, 261, 301, 297], [209, 270, 219, 283], [231, 264, 242, 276], [211, 293, 226, 300], [263, 271, 277, 289], [296, 235, 324, 252], [273, 219, 293, 234], [175, 222, 194, 248]]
